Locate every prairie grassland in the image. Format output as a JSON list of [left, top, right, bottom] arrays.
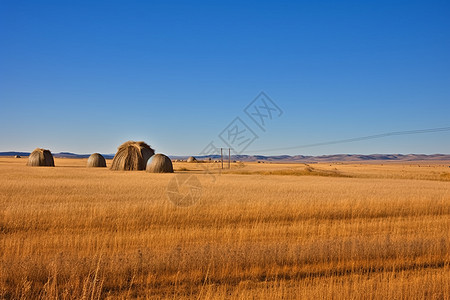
[[0, 157, 449, 299]]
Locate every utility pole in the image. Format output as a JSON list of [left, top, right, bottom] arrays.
[[228, 148, 231, 169], [221, 148, 223, 169]]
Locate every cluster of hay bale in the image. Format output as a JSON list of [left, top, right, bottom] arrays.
[[25, 141, 177, 174], [27, 148, 55, 167], [110, 141, 154, 171], [87, 153, 107, 168]]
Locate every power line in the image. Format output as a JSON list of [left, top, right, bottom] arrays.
[[244, 126, 450, 154]]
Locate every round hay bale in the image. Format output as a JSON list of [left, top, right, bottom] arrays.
[[187, 156, 197, 163], [87, 153, 107, 168], [110, 141, 154, 171], [14, 155, 21, 158], [146, 153, 173, 173], [27, 148, 55, 167]]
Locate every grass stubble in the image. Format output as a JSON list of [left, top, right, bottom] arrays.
[[0, 157, 449, 299]]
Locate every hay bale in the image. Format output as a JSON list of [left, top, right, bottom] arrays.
[[87, 153, 107, 168], [14, 155, 21, 158], [27, 148, 55, 167], [110, 141, 154, 171], [187, 156, 197, 163], [146, 153, 173, 173]]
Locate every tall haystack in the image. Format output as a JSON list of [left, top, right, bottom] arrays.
[[87, 153, 107, 168], [110, 141, 154, 171], [27, 148, 55, 167], [187, 156, 197, 163], [146, 153, 173, 173]]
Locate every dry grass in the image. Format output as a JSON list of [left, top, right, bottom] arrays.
[[0, 157, 449, 299], [227, 165, 351, 178], [225, 162, 450, 181]]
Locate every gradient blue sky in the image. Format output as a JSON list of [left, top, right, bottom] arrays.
[[1, 0, 449, 156]]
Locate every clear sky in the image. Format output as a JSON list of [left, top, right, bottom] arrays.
[[1, 1, 449, 156]]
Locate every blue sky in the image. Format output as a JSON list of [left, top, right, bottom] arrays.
[[1, 0, 449, 156]]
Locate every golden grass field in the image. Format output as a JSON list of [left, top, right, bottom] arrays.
[[1, 157, 449, 299]]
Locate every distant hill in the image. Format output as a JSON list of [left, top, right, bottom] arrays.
[[2, 152, 449, 162], [0, 152, 115, 159], [168, 154, 450, 162], [0, 152, 31, 157]]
